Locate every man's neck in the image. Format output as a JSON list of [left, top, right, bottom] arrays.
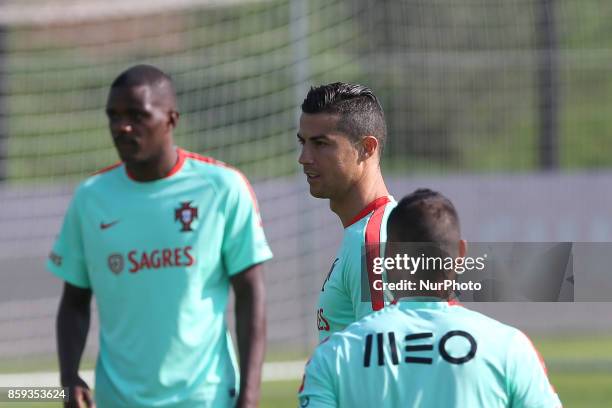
[[126, 146, 178, 182], [394, 285, 454, 301], [330, 170, 389, 227]]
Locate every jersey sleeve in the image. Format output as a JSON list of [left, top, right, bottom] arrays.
[[46, 189, 91, 288], [298, 346, 338, 408], [222, 170, 273, 276], [506, 331, 562, 408]]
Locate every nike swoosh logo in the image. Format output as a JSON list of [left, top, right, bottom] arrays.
[[100, 220, 120, 230]]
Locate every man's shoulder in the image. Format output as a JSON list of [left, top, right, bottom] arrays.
[[330, 305, 400, 339], [312, 308, 398, 365], [342, 302, 521, 338], [453, 305, 521, 334], [344, 197, 396, 237], [431, 304, 528, 354], [92, 161, 123, 177], [339, 197, 396, 256], [321, 302, 522, 336], [313, 324, 363, 358], [76, 162, 124, 194], [182, 150, 250, 191]]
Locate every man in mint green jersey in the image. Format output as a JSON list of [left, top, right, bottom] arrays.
[[298, 189, 561, 408], [297, 83, 396, 342], [48, 65, 272, 408]]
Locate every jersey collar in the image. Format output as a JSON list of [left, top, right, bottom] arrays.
[[125, 147, 186, 181], [345, 196, 391, 228]]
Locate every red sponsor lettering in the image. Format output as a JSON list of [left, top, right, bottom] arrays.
[[139, 252, 151, 270], [126, 247, 196, 273], [162, 249, 172, 267], [184, 246, 194, 266], [174, 248, 182, 265], [128, 250, 139, 273], [150, 250, 161, 268]]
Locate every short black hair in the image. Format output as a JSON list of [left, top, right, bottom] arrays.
[[387, 188, 461, 256], [301, 82, 387, 155], [111, 64, 177, 106], [112, 64, 172, 89]]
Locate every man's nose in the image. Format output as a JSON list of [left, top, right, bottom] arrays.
[[298, 145, 313, 165], [111, 119, 133, 136]]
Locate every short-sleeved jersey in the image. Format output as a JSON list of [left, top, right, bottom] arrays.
[[301, 299, 562, 408], [317, 196, 396, 342], [47, 148, 273, 408]]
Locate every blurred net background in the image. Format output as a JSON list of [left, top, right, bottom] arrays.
[[0, 0, 611, 404]]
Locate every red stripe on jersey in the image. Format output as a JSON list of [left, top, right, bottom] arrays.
[[164, 148, 186, 178], [92, 162, 122, 175], [183, 149, 262, 220], [447, 299, 464, 307], [345, 196, 391, 228], [365, 202, 389, 311], [182, 148, 224, 166]]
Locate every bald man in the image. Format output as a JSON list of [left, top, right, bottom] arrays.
[[49, 65, 272, 408]]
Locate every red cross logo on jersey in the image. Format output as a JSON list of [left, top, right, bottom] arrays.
[[175, 202, 198, 232]]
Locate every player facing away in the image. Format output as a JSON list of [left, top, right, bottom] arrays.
[[297, 83, 396, 342], [298, 189, 562, 408], [48, 65, 273, 408]]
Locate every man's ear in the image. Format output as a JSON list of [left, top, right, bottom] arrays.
[[169, 110, 180, 129], [458, 239, 467, 258], [358, 135, 378, 161]]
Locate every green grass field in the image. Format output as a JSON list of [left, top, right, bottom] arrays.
[[1, 334, 611, 407]]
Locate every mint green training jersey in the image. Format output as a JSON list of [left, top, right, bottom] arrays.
[[47, 148, 273, 408], [301, 299, 561, 408], [317, 197, 396, 342]]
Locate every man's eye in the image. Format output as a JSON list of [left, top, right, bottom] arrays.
[[298, 139, 305, 146], [132, 112, 146, 120]]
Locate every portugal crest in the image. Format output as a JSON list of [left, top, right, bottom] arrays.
[[107, 253, 124, 275], [175, 201, 198, 232]]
